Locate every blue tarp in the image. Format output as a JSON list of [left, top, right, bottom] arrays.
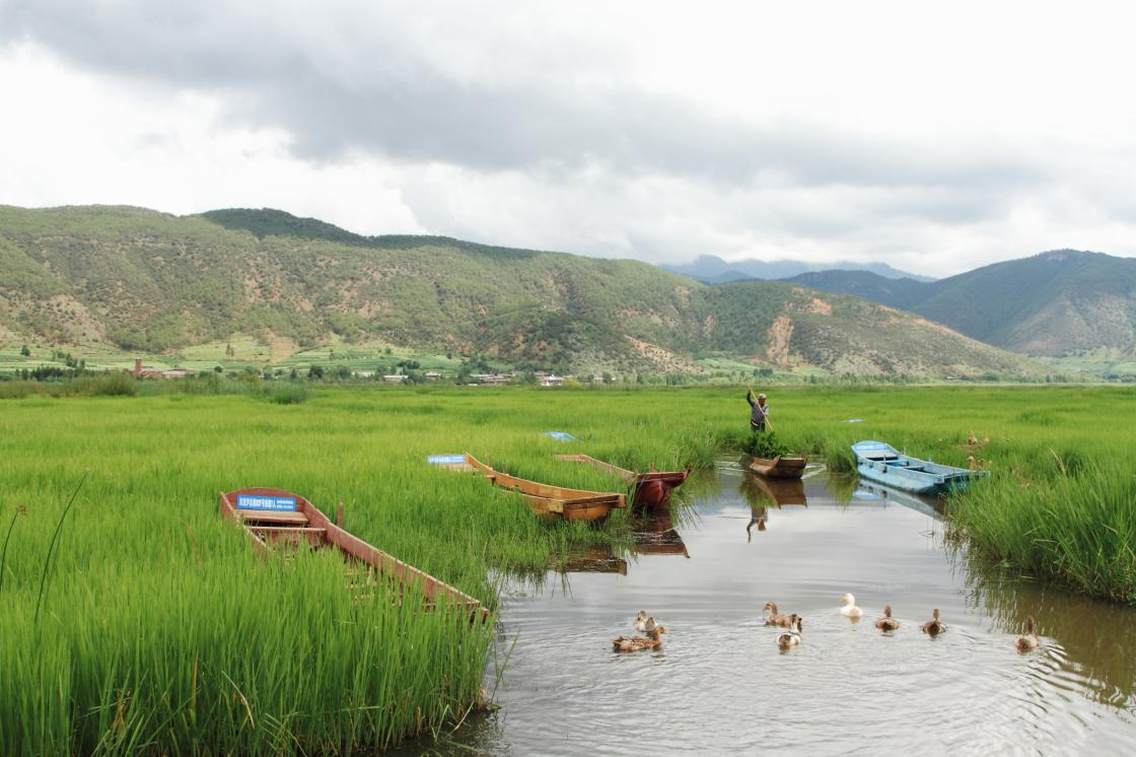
[[543, 431, 577, 442]]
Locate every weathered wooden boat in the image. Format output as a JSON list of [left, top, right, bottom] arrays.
[[430, 453, 626, 522], [554, 454, 688, 510], [748, 455, 808, 480], [852, 440, 989, 495], [220, 487, 489, 621]]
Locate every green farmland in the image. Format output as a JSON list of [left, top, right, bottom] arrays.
[[1, 384, 1134, 754]]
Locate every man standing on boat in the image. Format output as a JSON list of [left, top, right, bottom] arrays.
[[747, 388, 771, 432]]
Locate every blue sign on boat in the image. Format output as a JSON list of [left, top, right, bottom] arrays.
[[544, 431, 577, 442], [427, 454, 468, 465], [236, 494, 298, 512]]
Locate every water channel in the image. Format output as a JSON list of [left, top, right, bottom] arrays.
[[428, 463, 1136, 755]]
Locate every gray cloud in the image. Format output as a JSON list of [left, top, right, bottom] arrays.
[[0, 0, 1041, 198], [3, 0, 1133, 276]]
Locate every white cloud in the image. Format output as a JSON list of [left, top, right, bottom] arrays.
[[1, 1, 1136, 277]]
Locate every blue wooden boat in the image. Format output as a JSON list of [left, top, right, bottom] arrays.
[[851, 440, 988, 495]]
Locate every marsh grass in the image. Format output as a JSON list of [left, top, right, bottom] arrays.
[[2, 383, 1135, 753]]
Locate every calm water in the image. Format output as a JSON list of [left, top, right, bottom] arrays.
[[429, 464, 1136, 755]]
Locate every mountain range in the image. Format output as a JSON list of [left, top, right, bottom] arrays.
[[788, 250, 1136, 357], [661, 254, 934, 284], [0, 205, 1033, 378]]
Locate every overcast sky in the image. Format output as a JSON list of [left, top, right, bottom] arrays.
[[2, 1, 1135, 276]]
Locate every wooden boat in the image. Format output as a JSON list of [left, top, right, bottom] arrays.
[[748, 455, 808, 479], [434, 453, 626, 522], [220, 487, 489, 621], [554, 454, 688, 510], [852, 440, 989, 495]]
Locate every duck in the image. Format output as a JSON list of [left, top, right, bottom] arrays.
[[777, 614, 802, 650], [644, 616, 668, 639], [840, 593, 863, 619], [612, 635, 662, 653], [634, 610, 648, 632], [921, 608, 947, 637], [875, 604, 900, 632], [762, 601, 793, 627], [1015, 616, 1041, 653]]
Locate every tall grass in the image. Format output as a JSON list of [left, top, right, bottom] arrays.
[[2, 383, 1134, 753], [951, 461, 1136, 603]]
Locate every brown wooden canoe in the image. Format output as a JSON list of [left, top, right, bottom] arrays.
[[748, 455, 808, 480], [461, 454, 626, 522], [554, 454, 688, 510], [220, 487, 489, 622]]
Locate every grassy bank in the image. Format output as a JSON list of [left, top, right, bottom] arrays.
[[1, 384, 1133, 753]]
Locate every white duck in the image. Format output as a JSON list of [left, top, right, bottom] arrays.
[[634, 610, 648, 632], [840, 593, 863, 619]]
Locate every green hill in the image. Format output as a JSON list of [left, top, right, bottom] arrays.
[[0, 205, 1036, 377], [787, 250, 1136, 357]]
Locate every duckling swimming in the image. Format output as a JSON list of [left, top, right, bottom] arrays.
[[1015, 616, 1040, 653], [777, 614, 802, 650], [613, 617, 667, 653], [612, 635, 662, 652], [840, 593, 863, 620], [762, 601, 793, 627], [875, 604, 900, 632], [634, 610, 648, 632], [921, 608, 947, 637]]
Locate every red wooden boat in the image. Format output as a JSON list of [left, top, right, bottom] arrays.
[[748, 455, 808, 480], [220, 487, 489, 621], [554, 454, 688, 510]]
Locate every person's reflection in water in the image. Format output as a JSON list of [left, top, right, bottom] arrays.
[[746, 506, 767, 541]]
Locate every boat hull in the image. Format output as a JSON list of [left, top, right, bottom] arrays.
[[220, 487, 489, 621], [852, 440, 988, 496], [555, 454, 687, 511], [748, 456, 808, 480], [631, 470, 689, 510], [465, 454, 626, 522]]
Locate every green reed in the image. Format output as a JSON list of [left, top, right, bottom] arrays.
[[2, 383, 1134, 753]]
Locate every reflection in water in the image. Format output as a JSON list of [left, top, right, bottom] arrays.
[[962, 550, 1136, 709], [448, 467, 1135, 755], [555, 544, 628, 575], [740, 470, 808, 539], [630, 509, 689, 558]]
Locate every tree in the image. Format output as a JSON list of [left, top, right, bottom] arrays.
[[19, 344, 30, 357], [308, 365, 325, 380]]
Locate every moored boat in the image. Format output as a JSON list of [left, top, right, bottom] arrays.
[[554, 454, 688, 510], [748, 455, 808, 480], [219, 487, 489, 621], [852, 440, 989, 495], [430, 453, 626, 522]]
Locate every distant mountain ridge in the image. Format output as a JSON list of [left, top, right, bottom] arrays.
[[0, 205, 1033, 378], [787, 249, 1136, 357], [661, 254, 935, 284]]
